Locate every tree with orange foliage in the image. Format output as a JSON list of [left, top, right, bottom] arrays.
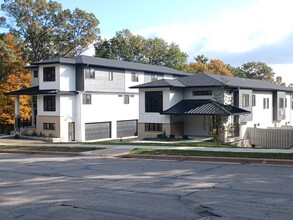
[[189, 55, 233, 76], [0, 33, 31, 125]]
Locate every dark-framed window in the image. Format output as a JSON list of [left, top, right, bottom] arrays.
[[124, 95, 129, 104], [43, 123, 55, 130], [32, 95, 37, 109], [252, 95, 256, 106], [43, 67, 55, 82], [145, 123, 162, 132], [84, 68, 95, 79], [43, 95, 56, 111], [33, 70, 38, 78], [263, 98, 269, 109], [145, 91, 163, 112], [83, 94, 91, 104], [131, 72, 139, 82], [192, 90, 212, 96]]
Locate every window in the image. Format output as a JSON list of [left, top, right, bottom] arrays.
[[43, 123, 55, 130], [33, 70, 38, 78], [252, 95, 256, 106], [192, 90, 212, 96], [124, 95, 129, 104], [242, 94, 249, 107], [84, 68, 95, 79], [43, 67, 55, 81], [32, 96, 37, 109], [285, 98, 287, 108], [131, 72, 139, 82], [145, 123, 162, 132], [109, 70, 113, 81], [43, 96, 56, 111], [145, 91, 163, 112], [83, 94, 91, 104], [263, 98, 269, 109], [151, 74, 158, 81], [279, 98, 284, 108]]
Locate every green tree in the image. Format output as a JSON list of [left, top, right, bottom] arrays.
[[227, 65, 247, 78], [239, 62, 275, 81], [95, 29, 188, 71], [0, 0, 100, 62], [194, 54, 208, 64]]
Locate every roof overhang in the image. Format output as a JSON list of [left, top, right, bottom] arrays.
[[5, 86, 78, 95], [161, 99, 250, 116]]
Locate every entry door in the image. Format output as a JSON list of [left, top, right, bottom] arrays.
[[68, 122, 75, 141]]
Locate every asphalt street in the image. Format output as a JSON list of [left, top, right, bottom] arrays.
[[1, 153, 293, 219]]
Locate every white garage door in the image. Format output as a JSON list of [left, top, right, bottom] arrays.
[[117, 120, 138, 137]]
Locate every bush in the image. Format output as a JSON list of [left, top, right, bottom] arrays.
[[157, 133, 168, 139], [31, 130, 38, 136], [14, 134, 20, 139], [169, 134, 175, 139], [182, 135, 189, 140]]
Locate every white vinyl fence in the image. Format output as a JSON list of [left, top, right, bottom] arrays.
[[247, 127, 293, 149]]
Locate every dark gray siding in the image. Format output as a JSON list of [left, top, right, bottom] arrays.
[[75, 64, 84, 91], [84, 67, 125, 92]]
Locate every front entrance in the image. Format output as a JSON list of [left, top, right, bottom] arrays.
[[68, 122, 75, 141]]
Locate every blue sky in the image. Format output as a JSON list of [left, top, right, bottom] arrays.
[[1, 0, 293, 83]]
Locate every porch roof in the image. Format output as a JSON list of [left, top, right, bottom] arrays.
[[5, 86, 78, 95], [161, 99, 250, 116]]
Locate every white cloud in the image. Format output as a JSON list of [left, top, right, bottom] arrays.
[[137, 0, 293, 55]]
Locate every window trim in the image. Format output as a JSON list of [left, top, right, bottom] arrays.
[[131, 72, 139, 82], [263, 97, 269, 109], [108, 70, 113, 81], [43, 67, 55, 82], [252, 95, 256, 107], [43, 123, 55, 130], [83, 94, 92, 105], [145, 123, 162, 132], [242, 94, 249, 107], [124, 95, 129, 104], [145, 91, 163, 113], [192, 90, 212, 96], [33, 70, 38, 78], [43, 95, 56, 112]]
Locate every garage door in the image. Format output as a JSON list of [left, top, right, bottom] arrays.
[[85, 122, 111, 141], [117, 120, 138, 137]]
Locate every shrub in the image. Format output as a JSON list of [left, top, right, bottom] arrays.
[[14, 134, 20, 139], [31, 130, 38, 136], [169, 134, 175, 139], [182, 135, 189, 140]]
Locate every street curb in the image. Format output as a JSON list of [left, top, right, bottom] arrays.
[[0, 150, 81, 157], [120, 154, 293, 166]]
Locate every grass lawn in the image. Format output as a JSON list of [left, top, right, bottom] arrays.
[[89, 140, 234, 148], [130, 148, 293, 160], [0, 145, 103, 153]]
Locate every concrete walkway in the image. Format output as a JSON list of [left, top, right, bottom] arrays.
[[0, 136, 293, 157]]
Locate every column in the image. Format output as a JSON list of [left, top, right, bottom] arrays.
[[14, 95, 20, 132]]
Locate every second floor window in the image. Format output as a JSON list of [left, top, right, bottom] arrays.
[[242, 94, 249, 107], [131, 72, 139, 82], [84, 68, 95, 79], [145, 91, 163, 112], [43, 67, 55, 82], [151, 74, 158, 81], [279, 98, 284, 108], [83, 94, 92, 104], [44, 95, 56, 111], [124, 95, 129, 104], [263, 98, 269, 109], [252, 95, 256, 106], [33, 70, 38, 78], [109, 70, 113, 81]]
